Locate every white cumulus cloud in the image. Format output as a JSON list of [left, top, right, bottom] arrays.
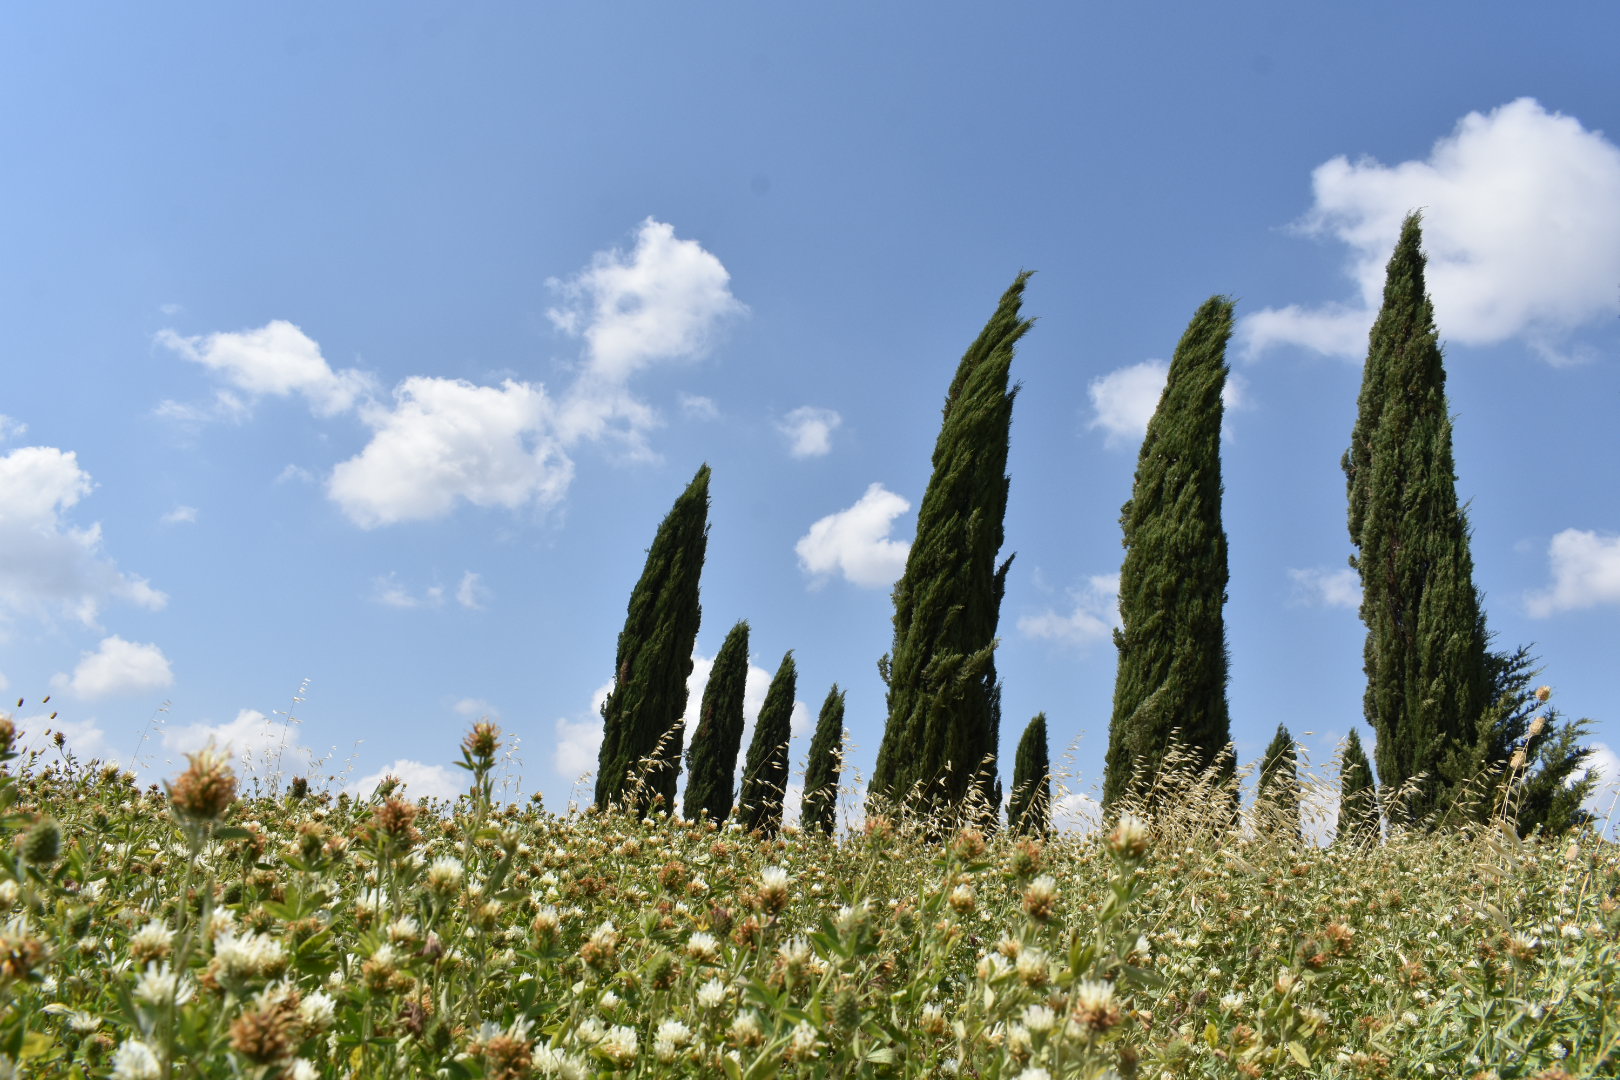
[[156, 319, 375, 417], [1581, 743, 1620, 823], [1018, 574, 1121, 649], [1288, 566, 1363, 610], [163, 709, 318, 781], [350, 760, 464, 803], [1527, 529, 1620, 616], [0, 446, 166, 627], [1088, 360, 1246, 448], [778, 406, 842, 458], [1243, 98, 1620, 362], [54, 635, 174, 700], [553, 680, 614, 783], [795, 483, 912, 588]]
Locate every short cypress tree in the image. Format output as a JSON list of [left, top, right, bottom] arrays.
[[737, 651, 796, 838], [1102, 297, 1235, 814], [1256, 724, 1301, 840], [873, 273, 1032, 822], [1344, 214, 1492, 827], [594, 464, 709, 815], [1335, 728, 1380, 845], [1007, 713, 1050, 838], [683, 620, 751, 823], [800, 684, 846, 837]]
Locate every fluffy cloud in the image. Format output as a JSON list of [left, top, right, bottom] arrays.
[[1052, 792, 1102, 834], [330, 378, 574, 528], [1287, 566, 1363, 610], [1527, 529, 1620, 616], [553, 680, 614, 783], [1088, 360, 1246, 448], [795, 483, 912, 588], [1243, 99, 1620, 362], [1018, 574, 1120, 649], [156, 320, 375, 417], [0, 445, 166, 627], [163, 709, 319, 782], [54, 635, 174, 700], [778, 406, 842, 458], [161, 505, 198, 526], [350, 760, 464, 803]]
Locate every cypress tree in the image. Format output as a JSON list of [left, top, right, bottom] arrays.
[[594, 464, 709, 815], [1256, 724, 1301, 840], [683, 620, 751, 823], [872, 273, 1032, 821], [800, 684, 846, 837], [1335, 728, 1380, 845], [1344, 213, 1492, 827], [1101, 297, 1235, 814], [737, 650, 796, 838], [1007, 713, 1051, 838]]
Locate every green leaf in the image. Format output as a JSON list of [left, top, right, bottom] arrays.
[[1286, 1040, 1311, 1067]]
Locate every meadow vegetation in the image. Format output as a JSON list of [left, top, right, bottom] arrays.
[[0, 713, 1615, 1079]]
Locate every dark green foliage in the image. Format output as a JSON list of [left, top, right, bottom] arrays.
[[1007, 713, 1050, 838], [800, 684, 847, 836], [683, 620, 750, 823], [594, 465, 710, 815], [872, 273, 1032, 821], [737, 651, 796, 838], [1102, 297, 1235, 814], [1336, 728, 1380, 845], [1256, 724, 1301, 841], [1344, 214, 1493, 828]]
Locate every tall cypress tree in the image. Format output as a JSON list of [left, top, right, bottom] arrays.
[[1256, 724, 1301, 841], [1007, 713, 1051, 838], [594, 464, 709, 815], [800, 684, 846, 837], [737, 651, 796, 838], [1335, 728, 1380, 845], [872, 273, 1032, 821], [1102, 297, 1235, 814], [683, 620, 751, 823], [1344, 213, 1492, 827]]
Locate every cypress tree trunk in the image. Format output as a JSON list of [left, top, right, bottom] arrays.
[[800, 684, 846, 837], [1335, 728, 1380, 845], [872, 273, 1032, 823], [594, 464, 710, 815], [1102, 297, 1235, 815], [1344, 213, 1491, 828], [1256, 724, 1301, 841], [683, 620, 751, 823], [1007, 713, 1050, 838], [737, 650, 796, 838]]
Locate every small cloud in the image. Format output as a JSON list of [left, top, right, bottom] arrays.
[[1052, 791, 1102, 834], [1527, 528, 1620, 616], [161, 505, 199, 526], [456, 571, 490, 610], [159, 303, 183, 316], [1580, 743, 1620, 821], [1018, 574, 1121, 649], [0, 415, 27, 442], [679, 393, 719, 421], [1088, 360, 1245, 448], [553, 680, 613, 781], [275, 464, 316, 485], [369, 573, 446, 610], [53, 635, 175, 700], [778, 406, 842, 458], [156, 319, 375, 418], [1287, 566, 1363, 610], [349, 760, 464, 803], [453, 697, 499, 719], [795, 483, 912, 588]]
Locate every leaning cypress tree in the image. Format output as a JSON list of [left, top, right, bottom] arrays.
[[1101, 297, 1235, 814], [737, 651, 796, 838], [683, 620, 751, 823], [1344, 213, 1492, 827], [1336, 728, 1380, 845], [594, 464, 710, 815], [1256, 724, 1302, 841], [800, 684, 846, 837], [1007, 713, 1051, 838], [872, 273, 1032, 822]]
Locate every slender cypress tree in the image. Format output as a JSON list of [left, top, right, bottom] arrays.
[[1344, 213, 1492, 827], [1007, 713, 1051, 838], [800, 684, 846, 837], [683, 620, 751, 823], [594, 464, 709, 815], [1102, 297, 1235, 814], [1336, 728, 1380, 845], [737, 651, 796, 838], [1256, 724, 1301, 840], [872, 273, 1032, 821]]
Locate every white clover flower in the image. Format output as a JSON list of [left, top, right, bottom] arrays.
[[1007, 1024, 1032, 1056], [573, 1018, 605, 1046], [778, 936, 812, 966], [760, 866, 789, 891], [213, 930, 286, 981], [599, 1024, 638, 1064], [1022, 1003, 1057, 1035], [686, 931, 719, 961], [387, 916, 420, 942], [1016, 1068, 1052, 1080], [533, 1045, 590, 1080], [43, 1003, 102, 1032], [789, 1021, 819, 1058], [697, 977, 728, 1008], [657, 1019, 693, 1047], [110, 1038, 162, 1080], [426, 856, 465, 892], [288, 1059, 318, 1080], [1074, 979, 1115, 1014], [134, 963, 195, 1007], [1219, 992, 1244, 1012], [1015, 948, 1050, 985], [0, 880, 17, 906], [129, 920, 174, 955], [599, 990, 621, 1010], [730, 1010, 763, 1044], [300, 988, 337, 1031]]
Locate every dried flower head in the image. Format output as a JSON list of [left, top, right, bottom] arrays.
[[169, 746, 238, 823], [464, 719, 501, 762], [1107, 815, 1150, 860]]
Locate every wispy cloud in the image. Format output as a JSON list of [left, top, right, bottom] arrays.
[[1287, 566, 1362, 610], [1018, 574, 1120, 649]]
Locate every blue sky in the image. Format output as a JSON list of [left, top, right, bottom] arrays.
[[3, 4, 1617, 827]]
